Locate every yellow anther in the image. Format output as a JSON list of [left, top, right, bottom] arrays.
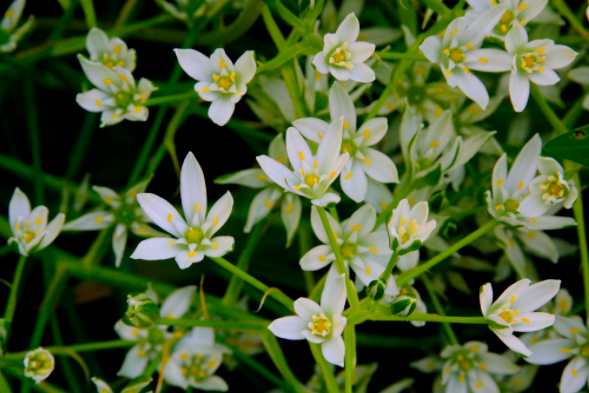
[[24, 221, 29, 229], [572, 368, 578, 377], [15, 223, 20, 231], [285, 203, 294, 212], [345, 172, 352, 180], [352, 225, 362, 231], [318, 133, 323, 139], [471, 346, 478, 352], [518, 181, 524, 189], [103, 79, 112, 84], [117, 61, 125, 66], [459, 375, 465, 383], [364, 129, 370, 139], [476, 381, 482, 388], [236, 90, 242, 96], [330, 171, 336, 179], [562, 348, 572, 353], [526, 231, 535, 239], [572, 328, 581, 334], [277, 157, 286, 163], [491, 0, 497, 5], [366, 266, 371, 276], [369, 247, 378, 253], [443, 49, 450, 54], [450, 29, 459, 36], [518, 20, 526, 25], [498, 179, 504, 187], [114, 45, 121, 54], [408, 198, 415, 205], [530, 217, 536, 223], [314, 160, 318, 168], [538, 66, 545, 72], [257, 174, 267, 180], [510, 296, 516, 303], [479, 364, 487, 370], [466, 43, 472, 49], [96, 99, 103, 107], [35, 217, 43, 224], [132, 328, 140, 336], [363, 158, 372, 165], [315, 71, 321, 81], [202, 87, 210, 93], [430, 141, 440, 147], [6, 11, 14, 17], [229, 73, 236, 79], [522, 318, 530, 323], [167, 213, 173, 222], [135, 106, 142, 113], [209, 361, 216, 368], [479, 58, 489, 63], [445, 70, 453, 76], [435, 107, 442, 117], [264, 200, 273, 208], [119, 75, 128, 82], [188, 251, 197, 257], [382, 202, 387, 210], [140, 94, 147, 100], [213, 242, 218, 250], [138, 227, 146, 233], [220, 61, 226, 68], [195, 203, 200, 213], [137, 350, 147, 356], [299, 151, 305, 161], [495, 204, 503, 211], [95, 216, 104, 223], [294, 185, 301, 190], [463, 67, 470, 74], [181, 354, 189, 360], [518, 3, 527, 10], [320, 255, 327, 262], [213, 215, 218, 226], [536, 48, 545, 54], [343, 121, 349, 130], [113, 114, 119, 119]]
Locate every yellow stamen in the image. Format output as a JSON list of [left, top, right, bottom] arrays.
[[365, 129, 370, 139], [285, 203, 294, 212], [498, 179, 504, 187], [168, 213, 173, 222], [114, 45, 121, 54], [35, 217, 43, 224], [119, 75, 128, 82], [352, 225, 362, 231], [518, 3, 527, 10], [536, 48, 545, 54], [345, 172, 352, 180], [213, 242, 217, 250], [466, 43, 472, 49], [103, 79, 112, 84], [320, 255, 327, 262], [229, 73, 236, 79], [561, 348, 572, 353], [188, 251, 197, 257], [202, 87, 210, 93], [299, 151, 305, 161], [135, 106, 142, 113], [196, 203, 200, 212], [95, 217, 104, 223], [96, 99, 103, 107], [369, 247, 378, 253], [363, 158, 372, 165], [213, 215, 218, 226], [264, 200, 273, 208], [522, 318, 530, 323], [366, 266, 371, 275], [343, 121, 349, 130], [518, 181, 524, 189], [430, 141, 440, 147], [445, 70, 453, 76], [479, 58, 489, 63], [220, 61, 226, 68]]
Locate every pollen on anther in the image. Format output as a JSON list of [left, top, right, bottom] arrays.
[[167, 241, 176, 247], [264, 200, 273, 208], [330, 171, 336, 179], [96, 99, 103, 107], [135, 106, 142, 113], [202, 87, 210, 93], [119, 75, 128, 82], [345, 172, 352, 180], [213, 242, 218, 250], [352, 225, 362, 231], [510, 295, 516, 303], [369, 247, 378, 253], [495, 204, 503, 211], [285, 203, 294, 212], [35, 217, 43, 224], [363, 158, 372, 165], [213, 215, 218, 226], [445, 70, 453, 76], [230, 73, 236, 79], [188, 251, 197, 257], [318, 133, 323, 139], [364, 129, 370, 139], [103, 79, 112, 84], [220, 61, 226, 68], [518, 181, 524, 189], [536, 48, 545, 54], [479, 58, 489, 63], [562, 348, 572, 353], [168, 213, 173, 222], [343, 121, 349, 130], [320, 255, 327, 262], [466, 43, 472, 49], [366, 266, 371, 275], [95, 217, 104, 223], [140, 94, 147, 100], [299, 151, 305, 161], [314, 160, 318, 168], [498, 179, 504, 187], [430, 141, 440, 147], [382, 202, 387, 210]]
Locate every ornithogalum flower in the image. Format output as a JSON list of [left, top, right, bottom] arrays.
[[131, 152, 234, 269], [216, 134, 301, 246], [175, 48, 256, 126], [63, 178, 164, 267], [387, 199, 436, 255], [8, 188, 65, 256], [480, 278, 560, 356], [269, 273, 348, 367], [164, 327, 230, 391], [24, 347, 55, 384], [76, 55, 157, 127], [313, 13, 376, 83], [419, 6, 511, 109], [256, 119, 349, 207], [293, 83, 398, 202], [0, 0, 34, 53], [300, 205, 396, 296], [85, 27, 136, 71]]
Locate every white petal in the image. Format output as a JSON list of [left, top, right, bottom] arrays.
[[509, 69, 530, 113], [256, 155, 294, 190], [310, 206, 342, 244], [175, 249, 205, 269], [341, 159, 367, 203], [478, 352, 519, 375], [137, 193, 185, 238], [419, 36, 441, 63], [518, 194, 550, 217], [317, 119, 345, 174], [293, 117, 329, 143], [281, 193, 302, 247], [313, 51, 329, 74], [112, 224, 127, 268], [512, 279, 560, 312], [511, 312, 555, 332], [493, 330, 531, 357], [9, 187, 30, 229], [518, 230, 558, 263], [216, 168, 269, 189], [335, 13, 359, 44], [235, 51, 256, 84], [91, 377, 114, 393], [322, 335, 345, 367], [506, 134, 541, 195], [480, 283, 493, 316], [294, 298, 323, 320], [205, 191, 233, 237], [174, 49, 214, 82], [312, 193, 341, 207], [208, 96, 235, 126], [526, 338, 575, 365], [76, 89, 111, 112], [343, 204, 376, 239], [329, 83, 356, 132], [204, 236, 234, 258], [543, 46, 577, 69], [180, 152, 207, 225], [462, 3, 509, 46], [561, 357, 589, 393], [321, 273, 347, 316], [160, 285, 196, 319], [453, 71, 489, 109], [360, 147, 399, 183], [554, 316, 588, 339], [348, 41, 375, 63], [268, 316, 307, 340], [131, 237, 183, 260], [63, 211, 115, 231], [244, 188, 280, 232], [506, 25, 528, 54], [466, 49, 511, 72], [528, 68, 560, 86], [300, 245, 334, 271], [528, 216, 577, 230], [194, 376, 229, 391], [117, 345, 149, 378], [349, 63, 376, 83], [286, 127, 313, 172]]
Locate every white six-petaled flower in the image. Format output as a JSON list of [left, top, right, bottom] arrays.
[[480, 278, 560, 356], [175, 48, 256, 126], [313, 13, 376, 83], [131, 152, 235, 269], [0, 0, 34, 53], [85, 27, 136, 71], [269, 273, 348, 367], [76, 55, 157, 127], [256, 119, 349, 207], [293, 83, 398, 202], [24, 347, 55, 384], [387, 199, 436, 255], [8, 188, 65, 256]]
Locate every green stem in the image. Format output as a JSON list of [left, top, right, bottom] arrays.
[[282, 63, 308, 118], [420, 0, 453, 16], [25, 76, 44, 205], [262, 5, 285, 49], [4, 255, 27, 326], [344, 326, 355, 393], [145, 92, 196, 107], [4, 368, 68, 393], [0, 371, 12, 393], [65, 113, 97, 180], [572, 173, 589, 326], [208, 256, 295, 312], [380, 251, 399, 282], [157, 317, 269, 331], [309, 342, 341, 393], [4, 340, 133, 359], [261, 333, 307, 393], [79, 0, 97, 28], [376, 52, 428, 61], [396, 220, 499, 287], [257, 43, 306, 74], [370, 312, 488, 324], [422, 275, 459, 345], [551, 0, 589, 39], [530, 84, 568, 135], [316, 207, 361, 312]]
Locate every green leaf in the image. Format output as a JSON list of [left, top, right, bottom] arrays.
[[544, 125, 589, 167], [412, 163, 442, 189]]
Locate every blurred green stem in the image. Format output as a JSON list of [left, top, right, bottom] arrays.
[[309, 342, 341, 393], [572, 172, 589, 326], [344, 326, 355, 393], [4, 256, 27, 328], [25, 76, 44, 205], [4, 340, 133, 359], [422, 275, 459, 345], [79, 0, 97, 28], [377, 52, 428, 61], [552, 0, 589, 39], [530, 84, 568, 135]]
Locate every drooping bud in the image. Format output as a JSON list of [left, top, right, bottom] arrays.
[[24, 348, 55, 384], [122, 292, 160, 328], [367, 278, 387, 301], [390, 292, 418, 317]]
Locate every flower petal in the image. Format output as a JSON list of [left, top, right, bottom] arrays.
[[329, 83, 356, 132], [293, 117, 330, 143], [160, 285, 196, 319], [322, 335, 345, 367], [268, 316, 307, 340], [174, 48, 214, 82], [335, 13, 359, 44], [560, 357, 589, 393], [208, 96, 235, 126], [526, 338, 576, 365], [300, 245, 334, 271], [136, 193, 185, 238], [131, 237, 183, 261], [180, 152, 207, 225], [9, 188, 30, 229], [63, 211, 115, 231], [235, 50, 256, 84], [205, 191, 233, 237], [360, 147, 399, 183], [321, 273, 347, 316], [512, 279, 560, 312]]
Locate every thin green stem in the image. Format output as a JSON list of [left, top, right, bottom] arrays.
[[261, 333, 307, 393], [396, 220, 499, 287], [79, 0, 97, 28], [551, 0, 589, 39], [157, 317, 269, 331], [572, 172, 589, 326], [376, 52, 428, 61], [4, 340, 133, 359], [25, 76, 44, 205], [380, 252, 399, 282], [4, 255, 27, 326], [420, 0, 453, 17], [316, 207, 361, 312], [282, 63, 308, 118], [262, 5, 285, 49], [370, 312, 488, 324], [531, 84, 568, 135], [344, 326, 355, 393], [422, 275, 459, 345], [309, 342, 341, 393], [0, 371, 12, 393], [145, 92, 196, 107]]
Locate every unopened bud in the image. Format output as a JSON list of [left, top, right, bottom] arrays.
[[367, 278, 387, 301], [24, 348, 55, 384], [122, 292, 160, 328], [390, 292, 418, 317]]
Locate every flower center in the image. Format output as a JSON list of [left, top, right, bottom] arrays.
[[329, 42, 353, 69], [499, 307, 520, 324], [26, 353, 52, 376], [581, 345, 589, 358], [217, 75, 233, 91], [24, 231, 36, 243], [540, 175, 567, 201], [341, 139, 357, 156], [117, 205, 136, 226], [308, 313, 331, 337], [504, 199, 520, 213], [304, 174, 319, 188], [340, 242, 356, 260], [185, 227, 205, 244], [454, 353, 474, 371], [406, 86, 425, 106], [397, 216, 419, 244], [496, 10, 515, 34], [115, 91, 133, 108], [449, 48, 464, 63], [187, 363, 207, 381]]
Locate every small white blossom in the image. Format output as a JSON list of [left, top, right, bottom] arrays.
[[131, 152, 235, 269], [480, 278, 560, 356], [256, 119, 349, 207], [300, 205, 397, 296], [76, 55, 157, 127], [294, 83, 398, 202], [175, 48, 256, 126], [0, 0, 34, 53], [8, 188, 65, 256], [419, 6, 511, 109], [313, 13, 376, 83], [269, 273, 348, 367], [85, 27, 136, 71], [387, 199, 436, 255], [164, 327, 230, 391], [24, 347, 55, 384]]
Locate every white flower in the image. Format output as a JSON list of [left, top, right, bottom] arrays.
[[24, 347, 55, 384], [174, 48, 256, 126], [518, 157, 578, 217], [164, 327, 230, 391], [268, 273, 348, 367], [63, 178, 164, 267], [493, 26, 577, 112], [439, 341, 519, 393], [485, 134, 577, 230], [0, 0, 34, 53], [569, 67, 589, 110], [480, 278, 560, 356], [465, 0, 548, 39], [313, 13, 376, 83], [131, 152, 235, 269], [293, 83, 398, 202], [256, 120, 349, 207], [300, 205, 396, 296], [526, 316, 589, 393], [387, 199, 436, 255], [115, 286, 196, 378], [8, 188, 65, 256], [419, 6, 510, 109], [216, 134, 301, 246], [91, 376, 152, 393], [76, 55, 157, 127], [85, 27, 136, 71]]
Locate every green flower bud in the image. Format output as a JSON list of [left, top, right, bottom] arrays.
[[390, 292, 418, 317], [0, 319, 9, 358], [122, 292, 160, 328], [24, 347, 55, 384], [367, 278, 387, 301]]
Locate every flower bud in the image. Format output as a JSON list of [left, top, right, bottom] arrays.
[[389, 292, 418, 317], [0, 318, 9, 358], [122, 292, 160, 328], [24, 348, 55, 384], [367, 278, 387, 301]]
